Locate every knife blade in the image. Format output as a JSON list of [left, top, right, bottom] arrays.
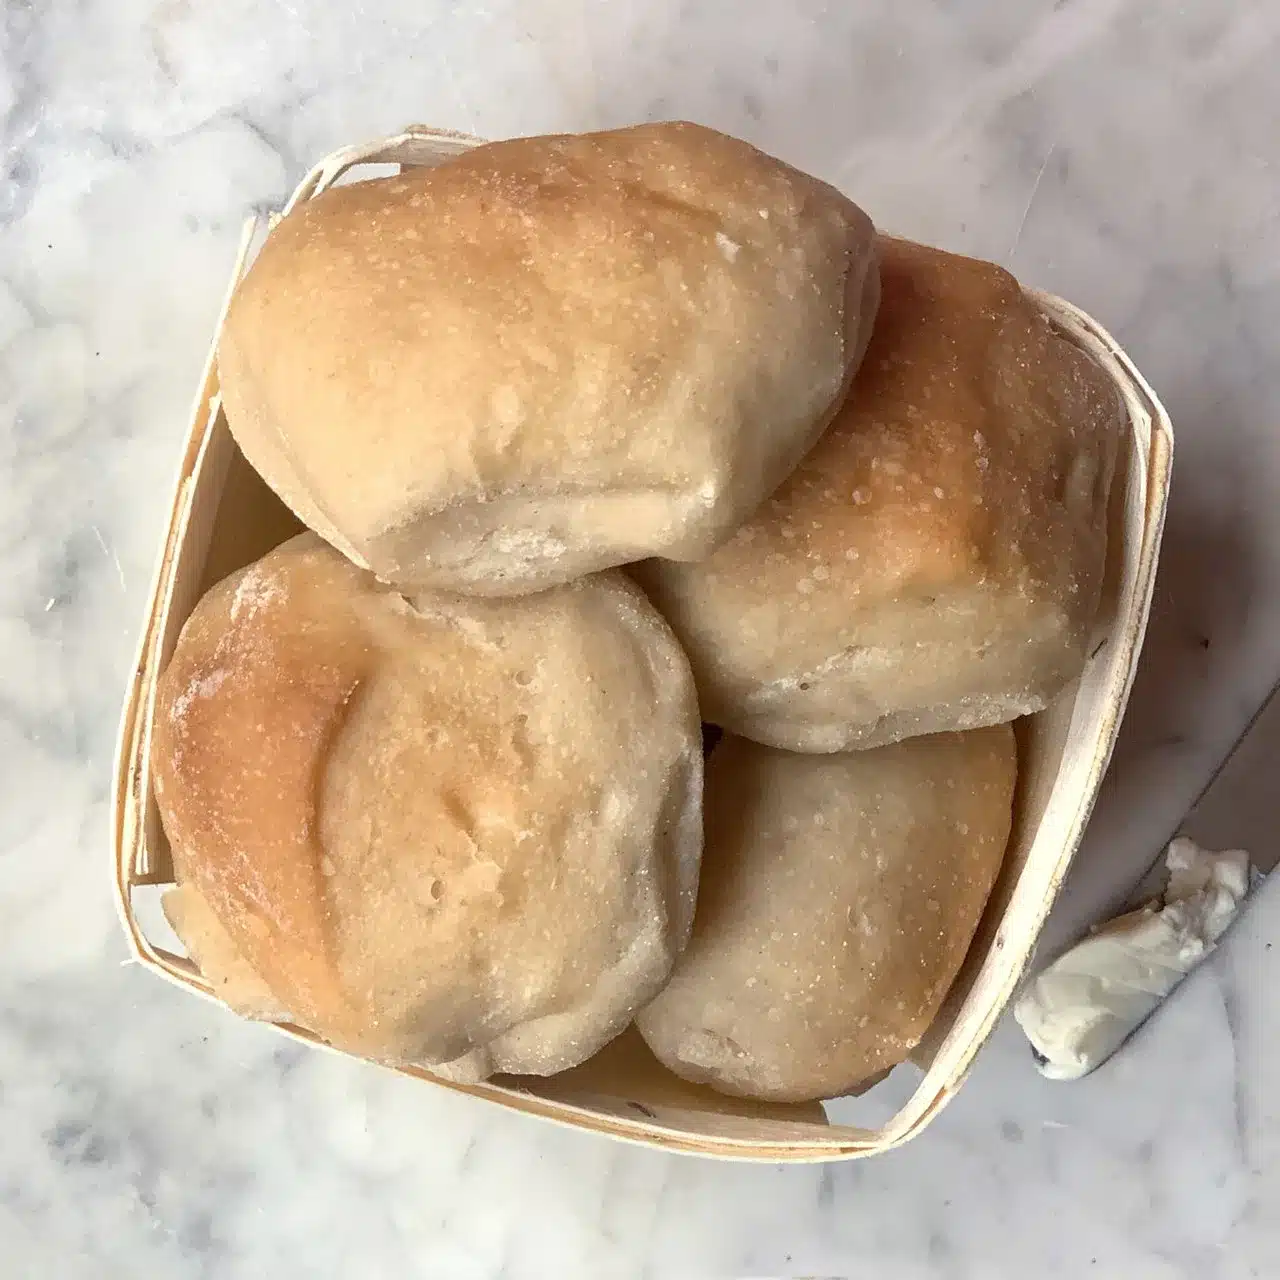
[[1014, 680, 1280, 1078], [1127, 679, 1280, 905]]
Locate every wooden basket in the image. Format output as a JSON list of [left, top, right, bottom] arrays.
[[111, 127, 1174, 1162]]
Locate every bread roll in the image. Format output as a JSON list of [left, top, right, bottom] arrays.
[[149, 533, 702, 1081], [218, 122, 880, 595], [638, 237, 1124, 752], [635, 727, 1016, 1102]]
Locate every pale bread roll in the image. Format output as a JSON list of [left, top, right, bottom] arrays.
[[635, 727, 1016, 1102], [217, 122, 880, 595], [638, 237, 1124, 752], [150, 533, 702, 1081]]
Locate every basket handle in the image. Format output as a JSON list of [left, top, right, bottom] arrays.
[[282, 126, 487, 215]]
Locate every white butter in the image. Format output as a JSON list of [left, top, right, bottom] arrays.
[[1014, 838, 1252, 1080]]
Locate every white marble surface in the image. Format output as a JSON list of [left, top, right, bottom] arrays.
[[3, 1, 1280, 1275]]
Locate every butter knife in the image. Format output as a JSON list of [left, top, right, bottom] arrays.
[[1014, 681, 1279, 1079]]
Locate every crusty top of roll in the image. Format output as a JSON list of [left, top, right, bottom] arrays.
[[635, 726, 1017, 1102], [150, 534, 702, 1081], [217, 121, 879, 595], [638, 236, 1124, 751]]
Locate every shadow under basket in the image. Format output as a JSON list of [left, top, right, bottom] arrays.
[[111, 127, 1174, 1162]]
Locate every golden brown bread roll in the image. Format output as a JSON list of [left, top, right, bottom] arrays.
[[150, 533, 702, 1081], [635, 727, 1016, 1102], [638, 237, 1124, 751], [216, 121, 879, 596]]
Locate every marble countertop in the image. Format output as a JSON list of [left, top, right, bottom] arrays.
[[4, 1, 1280, 1275]]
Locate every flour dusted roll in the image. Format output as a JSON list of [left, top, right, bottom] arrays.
[[638, 236, 1124, 751], [217, 122, 880, 595], [635, 727, 1016, 1102], [149, 533, 703, 1081]]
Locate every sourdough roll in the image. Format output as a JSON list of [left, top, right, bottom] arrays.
[[218, 121, 880, 595], [638, 236, 1124, 752], [150, 533, 703, 1081], [635, 727, 1016, 1102]]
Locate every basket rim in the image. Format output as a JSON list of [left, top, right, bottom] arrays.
[[110, 125, 1175, 1162]]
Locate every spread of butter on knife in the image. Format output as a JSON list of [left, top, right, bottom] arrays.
[[1014, 837, 1253, 1080]]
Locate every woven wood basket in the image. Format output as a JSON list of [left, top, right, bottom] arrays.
[[111, 127, 1174, 1161]]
